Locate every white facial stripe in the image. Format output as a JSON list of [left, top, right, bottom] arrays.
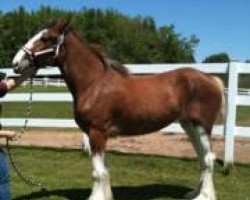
[[12, 29, 48, 66], [12, 49, 26, 66], [25, 29, 48, 49]]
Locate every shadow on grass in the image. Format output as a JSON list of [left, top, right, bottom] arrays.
[[13, 184, 192, 200]]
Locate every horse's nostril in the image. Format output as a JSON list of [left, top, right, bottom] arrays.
[[14, 66, 19, 73]]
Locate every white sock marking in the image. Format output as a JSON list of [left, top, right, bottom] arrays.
[[82, 133, 91, 155], [185, 124, 216, 200], [89, 153, 113, 200]]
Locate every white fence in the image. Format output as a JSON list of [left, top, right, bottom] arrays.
[[22, 77, 66, 87], [1, 62, 250, 164]]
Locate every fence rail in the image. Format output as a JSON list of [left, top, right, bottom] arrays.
[[1, 62, 250, 164]]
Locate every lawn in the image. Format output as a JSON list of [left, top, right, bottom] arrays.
[[9, 147, 250, 200], [2, 102, 73, 119], [10, 85, 69, 93], [2, 85, 250, 125], [2, 103, 250, 126], [237, 106, 250, 126]]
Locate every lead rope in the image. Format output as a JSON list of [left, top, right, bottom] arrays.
[[6, 77, 45, 190]]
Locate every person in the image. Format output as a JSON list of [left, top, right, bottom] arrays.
[[0, 70, 34, 200]]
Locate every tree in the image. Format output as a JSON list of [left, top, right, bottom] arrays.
[[157, 25, 199, 63], [202, 53, 230, 63], [0, 6, 199, 67]]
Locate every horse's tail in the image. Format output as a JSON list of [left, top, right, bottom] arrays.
[[212, 76, 226, 122]]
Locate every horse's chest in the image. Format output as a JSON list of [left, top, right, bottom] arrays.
[[75, 92, 113, 124]]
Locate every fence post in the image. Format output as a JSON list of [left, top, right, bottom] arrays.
[[224, 62, 239, 168]]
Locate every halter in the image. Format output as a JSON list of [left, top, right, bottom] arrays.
[[21, 33, 65, 67], [5, 33, 67, 190]]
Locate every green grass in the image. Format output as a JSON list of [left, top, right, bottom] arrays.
[[2, 102, 73, 118], [11, 85, 69, 93], [2, 85, 72, 120], [237, 106, 250, 126], [2, 103, 250, 126], [8, 147, 250, 200], [2, 85, 250, 126]]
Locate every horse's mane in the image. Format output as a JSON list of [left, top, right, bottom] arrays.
[[71, 30, 130, 76], [44, 21, 129, 75]]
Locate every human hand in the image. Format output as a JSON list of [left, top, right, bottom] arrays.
[[4, 67, 37, 91], [8, 131, 21, 141], [1, 131, 20, 141]]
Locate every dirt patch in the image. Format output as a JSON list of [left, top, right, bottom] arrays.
[[2, 130, 250, 164]]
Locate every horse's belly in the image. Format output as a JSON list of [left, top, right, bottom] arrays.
[[110, 117, 175, 136], [110, 87, 181, 135]]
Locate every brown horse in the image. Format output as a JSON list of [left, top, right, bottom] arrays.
[[12, 21, 224, 200]]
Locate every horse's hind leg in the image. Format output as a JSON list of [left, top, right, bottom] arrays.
[[180, 120, 216, 200], [87, 128, 113, 200]]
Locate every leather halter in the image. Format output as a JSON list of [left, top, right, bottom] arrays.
[[21, 33, 65, 67]]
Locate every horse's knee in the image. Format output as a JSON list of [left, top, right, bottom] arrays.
[[88, 128, 108, 153]]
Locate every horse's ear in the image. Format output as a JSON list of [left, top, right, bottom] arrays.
[[57, 15, 73, 34]]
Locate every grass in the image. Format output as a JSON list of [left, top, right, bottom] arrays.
[[1, 85, 250, 125], [11, 85, 69, 93], [2, 85, 72, 120], [1, 102, 73, 118], [237, 106, 250, 126], [8, 147, 250, 200], [2, 103, 250, 126]]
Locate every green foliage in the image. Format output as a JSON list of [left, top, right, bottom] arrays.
[[202, 52, 230, 63], [0, 6, 199, 67]]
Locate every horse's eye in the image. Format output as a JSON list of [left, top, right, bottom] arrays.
[[40, 37, 49, 43]]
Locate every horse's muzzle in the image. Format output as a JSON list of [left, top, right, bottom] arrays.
[[13, 60, 30, 74], [13, 65, 20, 74]]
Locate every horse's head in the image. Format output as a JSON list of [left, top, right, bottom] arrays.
[[12, 20, 71, 74]]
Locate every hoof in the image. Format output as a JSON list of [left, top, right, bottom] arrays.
[[192, 194, 216, 200], [88, 197, 113, 200], [87, 193, 113, 200]]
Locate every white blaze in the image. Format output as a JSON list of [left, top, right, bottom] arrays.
[[12, 29, 48, 66]]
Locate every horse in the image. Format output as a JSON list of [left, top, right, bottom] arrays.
[[12, 20, 224, 200]]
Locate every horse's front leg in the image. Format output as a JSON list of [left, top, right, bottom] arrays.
[[88, 128, 113, 200], [82, 132, 91, 155]]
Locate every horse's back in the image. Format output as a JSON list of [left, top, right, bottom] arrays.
[[111, 67, 223, 134], [161, 68, 223, 133]]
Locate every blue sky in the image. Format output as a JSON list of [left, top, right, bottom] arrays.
[[1, 0, 250, 62]]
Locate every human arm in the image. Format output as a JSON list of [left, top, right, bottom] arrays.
[[2, 68, 35, 92], [0, 130, 17, 140]]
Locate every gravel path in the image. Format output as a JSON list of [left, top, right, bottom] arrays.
[[3, 130, 250, 164]]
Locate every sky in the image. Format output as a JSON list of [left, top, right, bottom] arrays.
[[1, 0, 250, 62]]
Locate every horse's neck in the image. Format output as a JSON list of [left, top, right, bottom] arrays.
[[58, 33, 105, 98]]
